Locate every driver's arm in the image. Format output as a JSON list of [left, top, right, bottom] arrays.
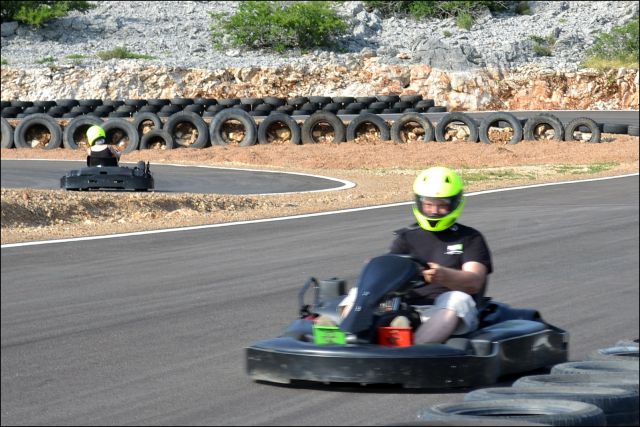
[[423, 261, 486, 295]]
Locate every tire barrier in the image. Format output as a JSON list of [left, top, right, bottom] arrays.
[[1, 102, 636, 149], [209, 108, 257, 146], [390, 112, 434, 143], [132, 112, 163, 138], [551, 360, 639, 376], [257, 113, 301, 145], [102, 117, 139, 154], [163, 111, 209, 149], [301, 111, 345, 144], [524, 113, 565, 141], [1, 117, 14, 148], [345, 112, 390, 142], [628, 125, 640, 136], [0, 96, 446, 119], [463, 386, 638, 427], [417, 399, 606, 426], [13, 113, 63, 149], [602, 123, 629, 134], [62, 115, 104, 150], [139, 129, 174, 150], [435, 112, 479, 143], [514, 373, 639, 394], [587, 345, 639, 362], [479, 111, 524, 145], [564, 117, 601, 143]]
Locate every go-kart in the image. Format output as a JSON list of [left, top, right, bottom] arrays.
[[60, 156, 154, 191], [246, 254, 569, 389]]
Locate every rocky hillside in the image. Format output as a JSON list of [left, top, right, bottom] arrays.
[[1, 1, 638, 110]]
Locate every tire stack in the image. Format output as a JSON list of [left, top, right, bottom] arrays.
[[415, 339, 639, 426], [2, 97, 638, 150]]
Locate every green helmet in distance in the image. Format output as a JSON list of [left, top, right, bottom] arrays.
[[412, 167, 465, 232], [86, 125, 106, 146]]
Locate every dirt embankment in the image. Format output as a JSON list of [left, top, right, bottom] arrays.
[[1, 134, 638, 244]]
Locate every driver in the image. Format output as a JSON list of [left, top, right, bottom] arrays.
[[86, 124, 120, 166], [339, 166, 493, 344]]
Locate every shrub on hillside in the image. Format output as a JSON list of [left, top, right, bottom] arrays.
[[1, 1, 94, 26], [363, 1, 510, 19], [583, 18, 639, 70], [210, 1, 348, 53]]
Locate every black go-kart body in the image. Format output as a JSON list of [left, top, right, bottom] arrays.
[[246, 254, 569, 389], [61, 158, 154, 191]]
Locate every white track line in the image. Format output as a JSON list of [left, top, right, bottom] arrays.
[[2, 173, 637, 249]]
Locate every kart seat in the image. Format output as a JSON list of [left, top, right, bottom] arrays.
[[87, 155, 119, 167]]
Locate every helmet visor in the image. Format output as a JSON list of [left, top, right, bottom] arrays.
[[415, 194, 462, 219]]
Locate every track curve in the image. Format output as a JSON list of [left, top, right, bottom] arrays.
[[1, 175, 638, 425]]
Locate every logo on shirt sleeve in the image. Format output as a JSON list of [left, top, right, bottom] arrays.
[[445, 243, 463, 255]]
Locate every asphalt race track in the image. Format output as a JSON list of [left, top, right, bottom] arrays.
[[1, 174, 638, 425], [0, 159, 352, 194]]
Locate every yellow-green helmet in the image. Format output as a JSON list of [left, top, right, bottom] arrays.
[[412, 167, 465, 232], [86, 125, 106, 146]]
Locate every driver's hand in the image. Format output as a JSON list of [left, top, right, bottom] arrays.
[[423, 262, 444, 284]]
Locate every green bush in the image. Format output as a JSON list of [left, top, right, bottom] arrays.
[[1, 1, 94, 26], [456, 11, 474, 30], [583, 18, 639, 69], [363, 1, 510, 19], [210, 1, 348, 53]]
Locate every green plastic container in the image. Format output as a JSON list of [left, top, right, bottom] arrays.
[[313, 325, 347, 345]]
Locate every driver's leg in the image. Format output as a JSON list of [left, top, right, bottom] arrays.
[[413, 308, 459, 344]]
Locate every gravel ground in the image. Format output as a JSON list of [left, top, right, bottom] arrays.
[[2, 133, 638, 245]]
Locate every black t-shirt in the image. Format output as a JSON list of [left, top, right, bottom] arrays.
[[389, 223, 493, 304]]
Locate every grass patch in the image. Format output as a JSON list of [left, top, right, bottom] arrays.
[[97, 47, 156, 61], [515, 1, 532, 15], [529, 34, 556, 57], [65, 54, 90, 60], [35, 56, 55, 64], [553, 162, 619, 174], [1, 58, 7, 65]]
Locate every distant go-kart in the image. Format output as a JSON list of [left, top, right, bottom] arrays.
[[246, 254, 569, 389], [60, 156, 154, 191]]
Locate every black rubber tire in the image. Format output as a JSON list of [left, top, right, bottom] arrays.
[[628, 125, 639, 136], [62, 115, 104, 150], [263, 96, 286, 108], [346, 113, 390, 141], [301, 111, 346, 144], [417, 399, 606, 426], [78, 99, 102, 108], [209, 108, 257, 147], [1, 117, 14, 148], [170, 97, 194, 106], [331, 96, 355, 106], [376, 95, 400, 105], [616, 339, 639, 347], [13, 113, 63, 149], [479, 112, 524, 145], [513, 373, 639, 394], [390, 113, 434, 143], [435, 112, 479, 143], [602, 123, 629, 134], [563, 117, 601, 143], [257, 113, 301, 145], [102, 117, 139, 153], [164, 111, 209, 149], [132, 112, 163, 138], [587, 346, 639, 362], [139, 129, 174, 150], [551, 360, 639, 376], [56, 99, 79, 109], [287, 96, 309, 107], [464, 386, 638, 426], [523, 113, 565, 141], [427, 106, 447, 113], [400, 94, 423, 104]]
